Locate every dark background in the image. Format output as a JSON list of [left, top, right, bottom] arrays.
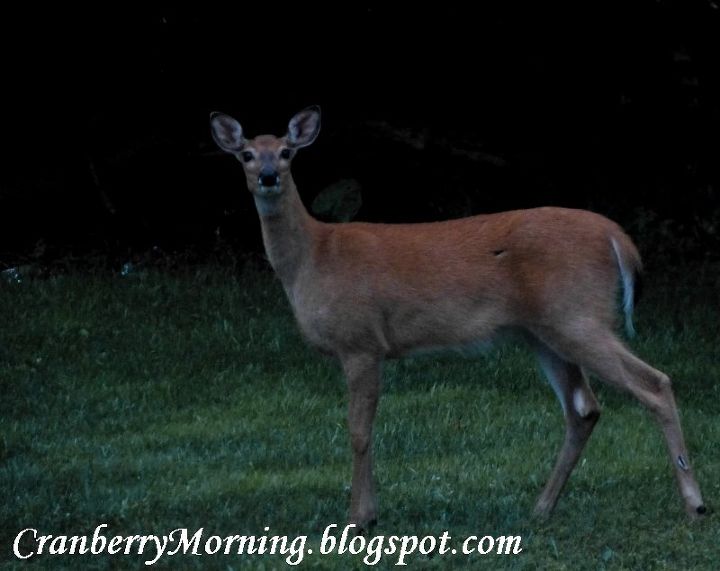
[[1, 2, 719, 268]]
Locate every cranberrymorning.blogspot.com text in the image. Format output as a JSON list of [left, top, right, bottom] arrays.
[[12, 523, 523, 566]]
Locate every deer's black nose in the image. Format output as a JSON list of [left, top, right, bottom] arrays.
[[259, 172, 279, 187]]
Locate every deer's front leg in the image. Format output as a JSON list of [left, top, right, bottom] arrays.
[[342, 354, 381, 531]]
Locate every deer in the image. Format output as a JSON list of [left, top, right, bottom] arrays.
[[209, 106, 706, 530]]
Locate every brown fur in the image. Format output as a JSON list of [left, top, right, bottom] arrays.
[[210, 108, 705, 528]]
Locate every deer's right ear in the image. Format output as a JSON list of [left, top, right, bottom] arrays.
[[210, 112, 245, 154]]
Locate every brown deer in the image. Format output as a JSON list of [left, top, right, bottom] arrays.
[[210, 106, 706, 529]]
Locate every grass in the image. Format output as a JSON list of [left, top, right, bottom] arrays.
[[0, 259, 718, 569]]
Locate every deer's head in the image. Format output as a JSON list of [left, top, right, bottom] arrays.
[[210, 106, 321, 198]]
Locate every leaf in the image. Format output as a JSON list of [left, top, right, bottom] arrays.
[[311, 178, 362, 222], [601, 546, 614, 562]]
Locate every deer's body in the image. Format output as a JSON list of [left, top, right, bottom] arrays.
[[210, 107, 705, 529], [277, 206, 637, 359]]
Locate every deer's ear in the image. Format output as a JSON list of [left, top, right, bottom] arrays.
[[287, 106, 321, 148], [210, 112, 245, 153]]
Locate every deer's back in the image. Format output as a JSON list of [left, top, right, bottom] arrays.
[[290, 207, 638, 357]]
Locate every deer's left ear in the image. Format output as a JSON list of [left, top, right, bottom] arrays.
[[287, 106, 321, 148]]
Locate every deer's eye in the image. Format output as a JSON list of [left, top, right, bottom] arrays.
[[280, 148, 292, 160], [241, 151, 254, 163]]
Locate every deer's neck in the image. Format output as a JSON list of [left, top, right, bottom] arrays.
[[255, 177, 317, 287]]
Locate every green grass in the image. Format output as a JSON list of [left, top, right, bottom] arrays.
[[1, 261, 718, 569]]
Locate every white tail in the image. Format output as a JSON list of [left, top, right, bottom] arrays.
[[610, 237, 636, 336], [210, 107, 705, 528]]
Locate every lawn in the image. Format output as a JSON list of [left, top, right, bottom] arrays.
[[1, 260, 718, 569]]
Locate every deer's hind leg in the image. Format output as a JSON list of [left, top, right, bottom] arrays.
[[536, 325, 706, 518], [534, 343, 601, 517]]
